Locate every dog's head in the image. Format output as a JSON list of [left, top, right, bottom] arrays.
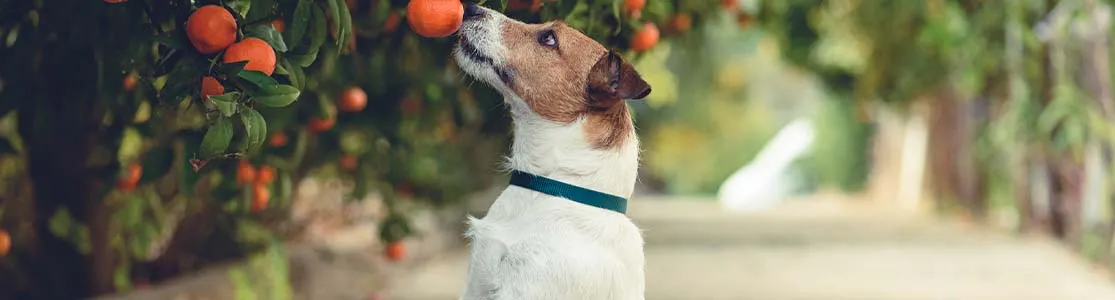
[[454, 3, 651, 128]]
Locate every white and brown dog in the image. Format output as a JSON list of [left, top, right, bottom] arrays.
[[453, 3, 651, 300]]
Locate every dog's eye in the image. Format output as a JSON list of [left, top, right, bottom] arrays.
[[538, 30, 557, 48]]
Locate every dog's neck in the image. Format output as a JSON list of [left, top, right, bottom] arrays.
[[503, 95, 640, 199]]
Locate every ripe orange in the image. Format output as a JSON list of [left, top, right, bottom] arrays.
[[737, 12, 753, 29], [509, 0, 541, 12], [272, 19, 286, 33], [186, 5, 238, 54], [384, 12, 402, 33], [223, 38, 277, 76], [0, 229, 9, 256], [123, 72, 138, 92], [201, 76, 225, 98], [385, 241, 405, 261], [623, 0, 645, 17], [256, 165, 276, 185], [630, 22, 659, 52], [399, 96, 423, 116], [236, 160, 257, 185], [669, 14, 693, 33], [116, 164, 143, 191], [338, 86, 368, 112], [250, 183, 270, 212], [406, 0, 463, 38], [339, 154, 358, 171], [722, 0, 738, 10], [308, 117, 336, 133], [269, 131, 289, 147]]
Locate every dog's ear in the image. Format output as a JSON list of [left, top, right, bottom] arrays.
[[586, 50, 651, 108]]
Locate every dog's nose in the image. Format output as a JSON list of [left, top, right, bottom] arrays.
[[463, 3, 484, 20]]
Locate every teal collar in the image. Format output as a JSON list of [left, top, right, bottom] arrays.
[[509, 170, 628, 214]]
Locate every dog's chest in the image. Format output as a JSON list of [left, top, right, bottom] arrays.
[[463, 191, 646, 299]]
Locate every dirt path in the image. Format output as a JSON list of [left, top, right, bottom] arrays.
[[384, 196, 1115, 300]]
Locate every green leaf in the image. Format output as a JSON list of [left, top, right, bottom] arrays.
[[289, 0, 312, 50], [278, 58, 303, 89], [335, 0, 352, 54], [138, 146, 174, 184], [288, 49, 319, 68], [253, 85, 301, 107], [245, 25, 288, 52], [240, 107, 268, 153], [200, 118, 234, 159], [246, 0, 277, 22], [113, 264, 132, 291], [237, 70, 280, 89], [325, 0, 342, 46], [160, 54, 207, 102], [228, 0, 252, 18], [219, 61, 250, 77], [274, 60, 290, 75], [289, 59, 306, 90], [121, 196, 144, 229], [309, 6, 328, 54], [153, 30, 189, 50], [209, 92, 241, 117], [286, 7, 328, 68]]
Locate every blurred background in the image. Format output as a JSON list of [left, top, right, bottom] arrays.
[[2, 0, 1115, 299]]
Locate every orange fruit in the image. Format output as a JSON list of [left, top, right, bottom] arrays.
[[123, 72, 138, 92], [385, 241, 405, 261], [256, 165, 276, 185], [186, 5, 238, 54], [338, 86, 368, 113], [271, 19, 285, 33], [308, 117, 336, 133], [269, 132, 289, 148], [384, 11, 402, 33], [399, 96, 423, 116], [223, 38, 277, 76], [669, 14, 693, 33], [406, 0, 463, 38], [0, 229, 9, 256], [250, 183, 270, 212], [339, 154, 358, 171], [116, 164, 142, 191], [201, 76, 225, 98], [630, 22, 659, 52], [737, 12, 753, 29], [509, 0, 541, 12], [722, 0, 738, 10], [623, 0, 645, 17], [236, 160, 257, 185]]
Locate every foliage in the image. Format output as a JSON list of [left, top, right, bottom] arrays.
[[0, 0, 727, 297], [755, 0, 1115, 269]]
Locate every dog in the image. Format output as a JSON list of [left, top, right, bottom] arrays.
[[453, 3, 652, 300]]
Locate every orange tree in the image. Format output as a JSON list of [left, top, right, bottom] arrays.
[[0, 0, 726, 298]]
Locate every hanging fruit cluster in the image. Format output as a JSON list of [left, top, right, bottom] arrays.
[[0, 0, 737, 296]]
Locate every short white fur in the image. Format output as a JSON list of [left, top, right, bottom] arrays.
[[454, 6, 646, 300]]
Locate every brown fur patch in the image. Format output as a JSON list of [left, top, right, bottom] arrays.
[[499, 21, 648, 149], [585, 103, 635, 149], [501, 21, 605, 123]]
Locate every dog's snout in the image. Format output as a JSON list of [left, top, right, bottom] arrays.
[[463, 3, 484, 20]]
